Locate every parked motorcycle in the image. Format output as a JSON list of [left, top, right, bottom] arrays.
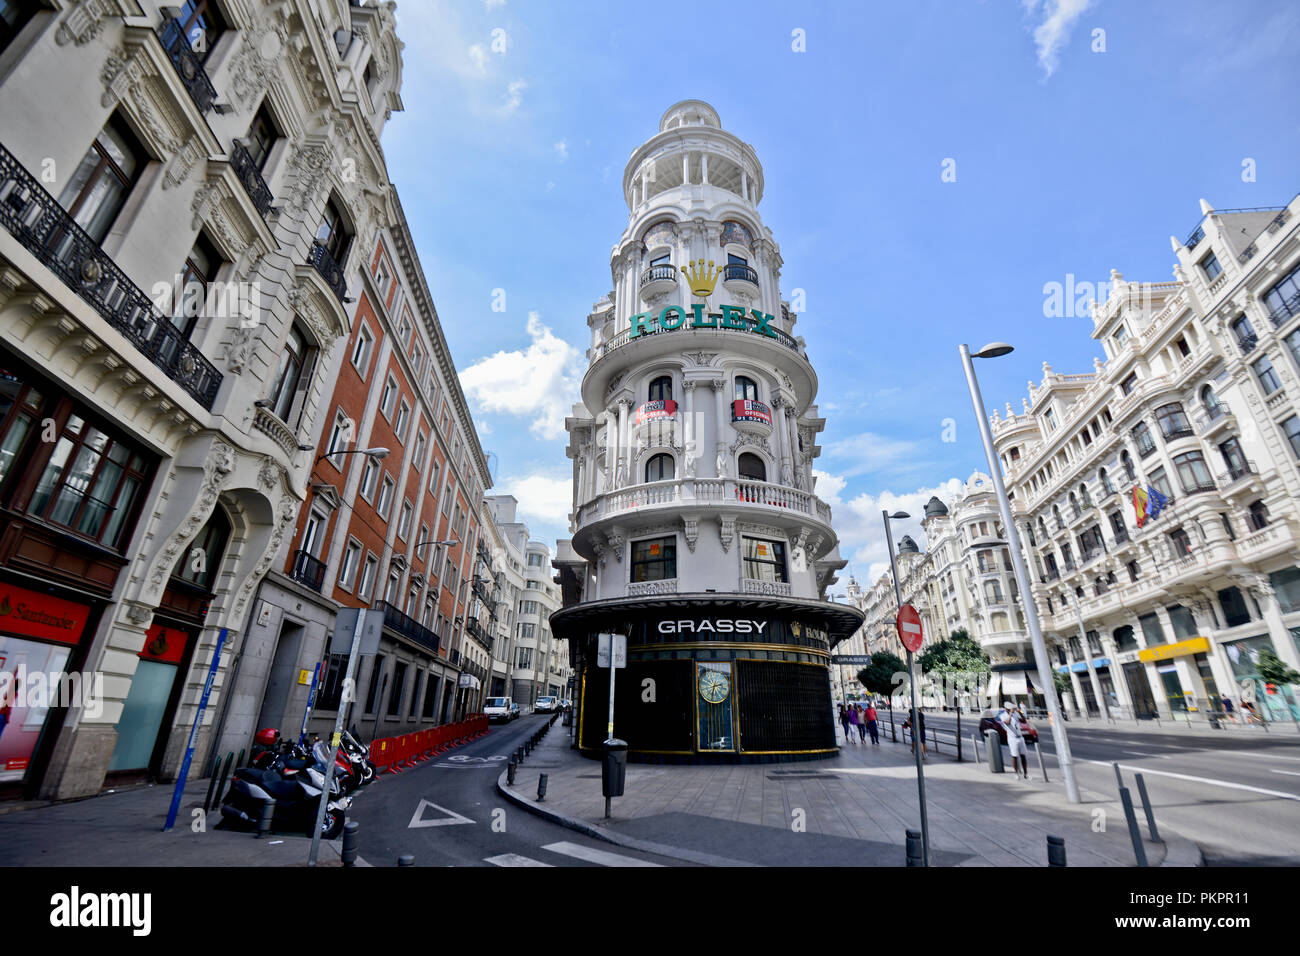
[[221, 741, 351, 839], [340, 728, 377, 786]]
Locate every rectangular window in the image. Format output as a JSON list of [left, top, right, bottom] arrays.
[[1149, 466, 1173, 502], [1167, 604, 1198, 640], [422, 673, 440, 718], [395, 400, 410, 442], [742, 537, 788, 582], [413, 431, 426, 471], [1120, 373, 1137, 395], [365, 655, 386, 713], [1168, 528, 1192, 557], [397, 499, 413, 540], [1253, 356, 1282, 395], [517, 646, 533, 670], [1132, 421, 1157, 457], [325, 409, 350, 469], [268, 322, 316, 426], [359, 456, 379, 502], [518, 622, 536, 640], [339, 539, 362, 590], [398, 313, 412, 347], [351, 324, 373, 375], [1218, 586, 1251, 628], [377, 474, 395, 518], [385, 567, 401, 603], [411, 343, 424, 377], [1126, 560, 1140, 583], [56, 113, 146, 246], [357, 553, 379, 601], [1199, 251, 1222, 280], [1284, 416, 1300, 460], [379, 376, 398, 418], [388, 661, 407, 716], [317, 654, 347, 710], [520, 600, 539, 615], [1174, 451, 1214, 493], [408, 669, 422, 717], [631, 536, 675, 582]]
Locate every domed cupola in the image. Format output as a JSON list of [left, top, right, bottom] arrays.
[[923, 496, 949, 518], [897, 535, 920, 555]]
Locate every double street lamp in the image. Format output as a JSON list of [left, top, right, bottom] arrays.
[[959, 342, 1080, 804]]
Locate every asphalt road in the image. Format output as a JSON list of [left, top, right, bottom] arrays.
[[863, 709, 1300, 865], [348, 714, 689, 867]]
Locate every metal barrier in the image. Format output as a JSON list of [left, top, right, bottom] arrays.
[[372, 716, 490, 774]]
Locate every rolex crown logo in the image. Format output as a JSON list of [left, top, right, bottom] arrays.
[[680, 258, 721, 297]]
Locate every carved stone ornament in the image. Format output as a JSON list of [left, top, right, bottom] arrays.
[[56, 0, 118, 47], [718, 515, 735, 553], [682, 518, 699, 553], [257, 455, 283, 492], [606, 532, 625, 561], [149, 441, 236, 587], [287, 142, 333, 214], [232, 495, 300, 622]]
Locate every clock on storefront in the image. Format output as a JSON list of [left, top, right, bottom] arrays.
[[699, 668, 730, 704]]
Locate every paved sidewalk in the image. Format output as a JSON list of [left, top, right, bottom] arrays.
[[0, 775, 352, 867], [498, 722, 1202, 867]]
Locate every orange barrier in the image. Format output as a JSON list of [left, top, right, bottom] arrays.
[[366, 717, 490, 775]]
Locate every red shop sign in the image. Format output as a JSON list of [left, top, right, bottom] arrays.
[[636, 399, 677, 424], [140, 624, 190, 664], [732, 400, 772, 425], [0, 583, 90, 646]]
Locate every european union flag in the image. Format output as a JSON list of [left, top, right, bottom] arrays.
[[1145, 485, 1169, 521]]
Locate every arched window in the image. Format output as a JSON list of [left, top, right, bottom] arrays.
[[1120, 450, 1136, 483], [735, 376, 758, 402], [1037, 517, 1047, 541], [737, 453, 766, 482], [1068, 491, 1080, 518], [171, 507, 231, 592], [1200, 384, 1222, 416], [1052, 504, 1061, 528], [648, 376, 672, 402], [1079, 483, 1092, 509], [1099, 468, 1114, 495], [645, 453, 674, 483]]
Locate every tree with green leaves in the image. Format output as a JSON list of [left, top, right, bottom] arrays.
[[1257, 649, 1300, 685], [917, 628, 991, 676], [857, 652, 906, 696]]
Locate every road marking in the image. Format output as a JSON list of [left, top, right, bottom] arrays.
[[1207, 750, 1300, 763], [541, 841, 663, 867], [407, 798, 475, 828], [1122, 750, 1153, 757], [1087, 761, 1300, 802], [485, 854, 553, 867], [1269, 769, 1300, 777]]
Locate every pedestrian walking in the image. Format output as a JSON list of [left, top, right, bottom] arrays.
[[855, 704, 868, 742], [1222, 697, 1236, 723], [1241, 700, 1261, 725], [847, 702, 860, 743], [838, 704, 852, 743], [1001, 701, 1029, 779], [865, 702, 879, 744], [903, 708, 927, 758]]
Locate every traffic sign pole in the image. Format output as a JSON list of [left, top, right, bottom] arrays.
[[884, 511, 930, 867]]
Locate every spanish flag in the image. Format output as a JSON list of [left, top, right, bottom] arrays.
[[1132, 485, 1149, 528]]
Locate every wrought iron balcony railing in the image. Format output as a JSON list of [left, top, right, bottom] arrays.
[[157, 16, 217, 114], [723, 263, 758, 285], [1268, 289, 1300, 329], [372, 600, 440, 654], [471, 576, 493, 604], [308, 240, 347, 302], [289, 549, 326, 592], [1236, 333, 1258, 355], [1218, 461, 1258, 485], [0, 142, 223, 408], [639, 264, 677, 287], [230, 140, 274, 218]]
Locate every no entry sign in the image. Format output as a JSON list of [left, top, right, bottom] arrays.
[[896, 604, 923, 653]]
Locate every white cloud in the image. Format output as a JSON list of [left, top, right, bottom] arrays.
[[553, 138, 568, 160], [483, 0, 506, 7], [495, 471, 573, 533], [504, 79, 527, 113], [823, 431, 928, 478], [468, 43, 488, 74], [1022, 0, 1092, 78], [817, 475, 965, 586], [459, 311, 582, 440]]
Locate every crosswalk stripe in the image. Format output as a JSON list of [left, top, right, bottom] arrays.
[[541, 841, 663, 867], [484, 854, 553, 867]]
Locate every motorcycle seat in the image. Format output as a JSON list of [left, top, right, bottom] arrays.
[[261, 775, 304, 799], [283, 758, 309, 770]]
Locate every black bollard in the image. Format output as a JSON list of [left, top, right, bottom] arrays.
[[202, 753, 223, 812], [256, 797, 276, 838], [398, 854, 415, 866], [1047, 835, 1067, 867], [1134, 773, 1162, 843], [537, 773, 548, 801], [905, 829, 924, 867], [236, 747, 245, 768], [1118, 787, 1149, 867], [507, 758, 517, 784], [342, 821, 360, 867], [516, 745, 525, 763], [215, 752, 234, 808]]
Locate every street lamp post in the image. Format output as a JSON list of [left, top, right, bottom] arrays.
[[314, 446, 390, 466], [883, 509, 930, 866], [1068, 588, 1110, 721], [959, 342, 1081, 803]]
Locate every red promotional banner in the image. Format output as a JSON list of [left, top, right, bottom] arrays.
[[0, 584, 90, 646], [636, 399, 677, 424], [139, 624, 190, 664], [732, 399, 772, 425]]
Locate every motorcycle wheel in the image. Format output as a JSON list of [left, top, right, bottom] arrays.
[[317, 808, 345, 841], [360, 762, 375, 785]]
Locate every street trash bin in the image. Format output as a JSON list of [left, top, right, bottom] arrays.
[[984, 730, 1004, 773], [601, 738, 627, 798]]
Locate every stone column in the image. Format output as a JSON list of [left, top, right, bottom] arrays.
[[603, 408, 615, 492], [1244, 574, 1300, 672], [711, 378, 727, 477], [771, 395, 789, 484], [682, 152, 689, 186], [701, 152, 708, 185], [616, 399, 630, 488], [682, 380, 697, 478], [740, 168, 748, 202]]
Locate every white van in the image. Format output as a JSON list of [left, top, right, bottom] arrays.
[[484, 697, 515, 723]]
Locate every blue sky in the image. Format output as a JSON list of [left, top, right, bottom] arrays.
[[380, 0, 1300, 581]]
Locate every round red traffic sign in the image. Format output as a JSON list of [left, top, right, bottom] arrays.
[[896, 604, 923, 653]]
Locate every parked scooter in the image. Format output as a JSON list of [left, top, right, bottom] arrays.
[[340, 728, 377, 786], [221, 742, 351, 839]]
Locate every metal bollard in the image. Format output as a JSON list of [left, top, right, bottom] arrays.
[[932, 728, 939, 754], [1112, 761, 1124, 791], [398, 854, 415, 866], [1047, 835, 1067, 867], [215, 752, 234, 809], [905, 829, 924, 867], [516, 746, 525, 763], [1118, 787, 1149, 867], [1134, 773, 1162, 843], [236, 747, 245, 769], [256, 797, 276, 838], [1034, 741, 1049, 782], [341, 821, 360, 867], [984, 731, 1004, 773], [507, 758, 517, 784], [537, 773, 548, 801], [202, 753, 223, 812]]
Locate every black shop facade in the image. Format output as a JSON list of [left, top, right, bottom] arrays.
[[550, 595, 864, 762]]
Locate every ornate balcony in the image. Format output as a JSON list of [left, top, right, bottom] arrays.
[[0, 141, 222, 409], [722, 262, 759, 294], [373, 600, 441, 654], [574, 477, 833, 531], [638, 263, 678, 300], [308, 240, 347, 302], [288, 549, 326, 592], [157, 17, 217, 114], [731, 398, 772, 435], [230, 141, 274, 218]]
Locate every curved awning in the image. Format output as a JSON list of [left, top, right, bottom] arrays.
[[549, 592, 865, 643]]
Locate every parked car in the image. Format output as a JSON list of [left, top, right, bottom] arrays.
[[484, 697, 515, 723], [977, 708, 1039, 744], [535, 696, 559, 713]]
